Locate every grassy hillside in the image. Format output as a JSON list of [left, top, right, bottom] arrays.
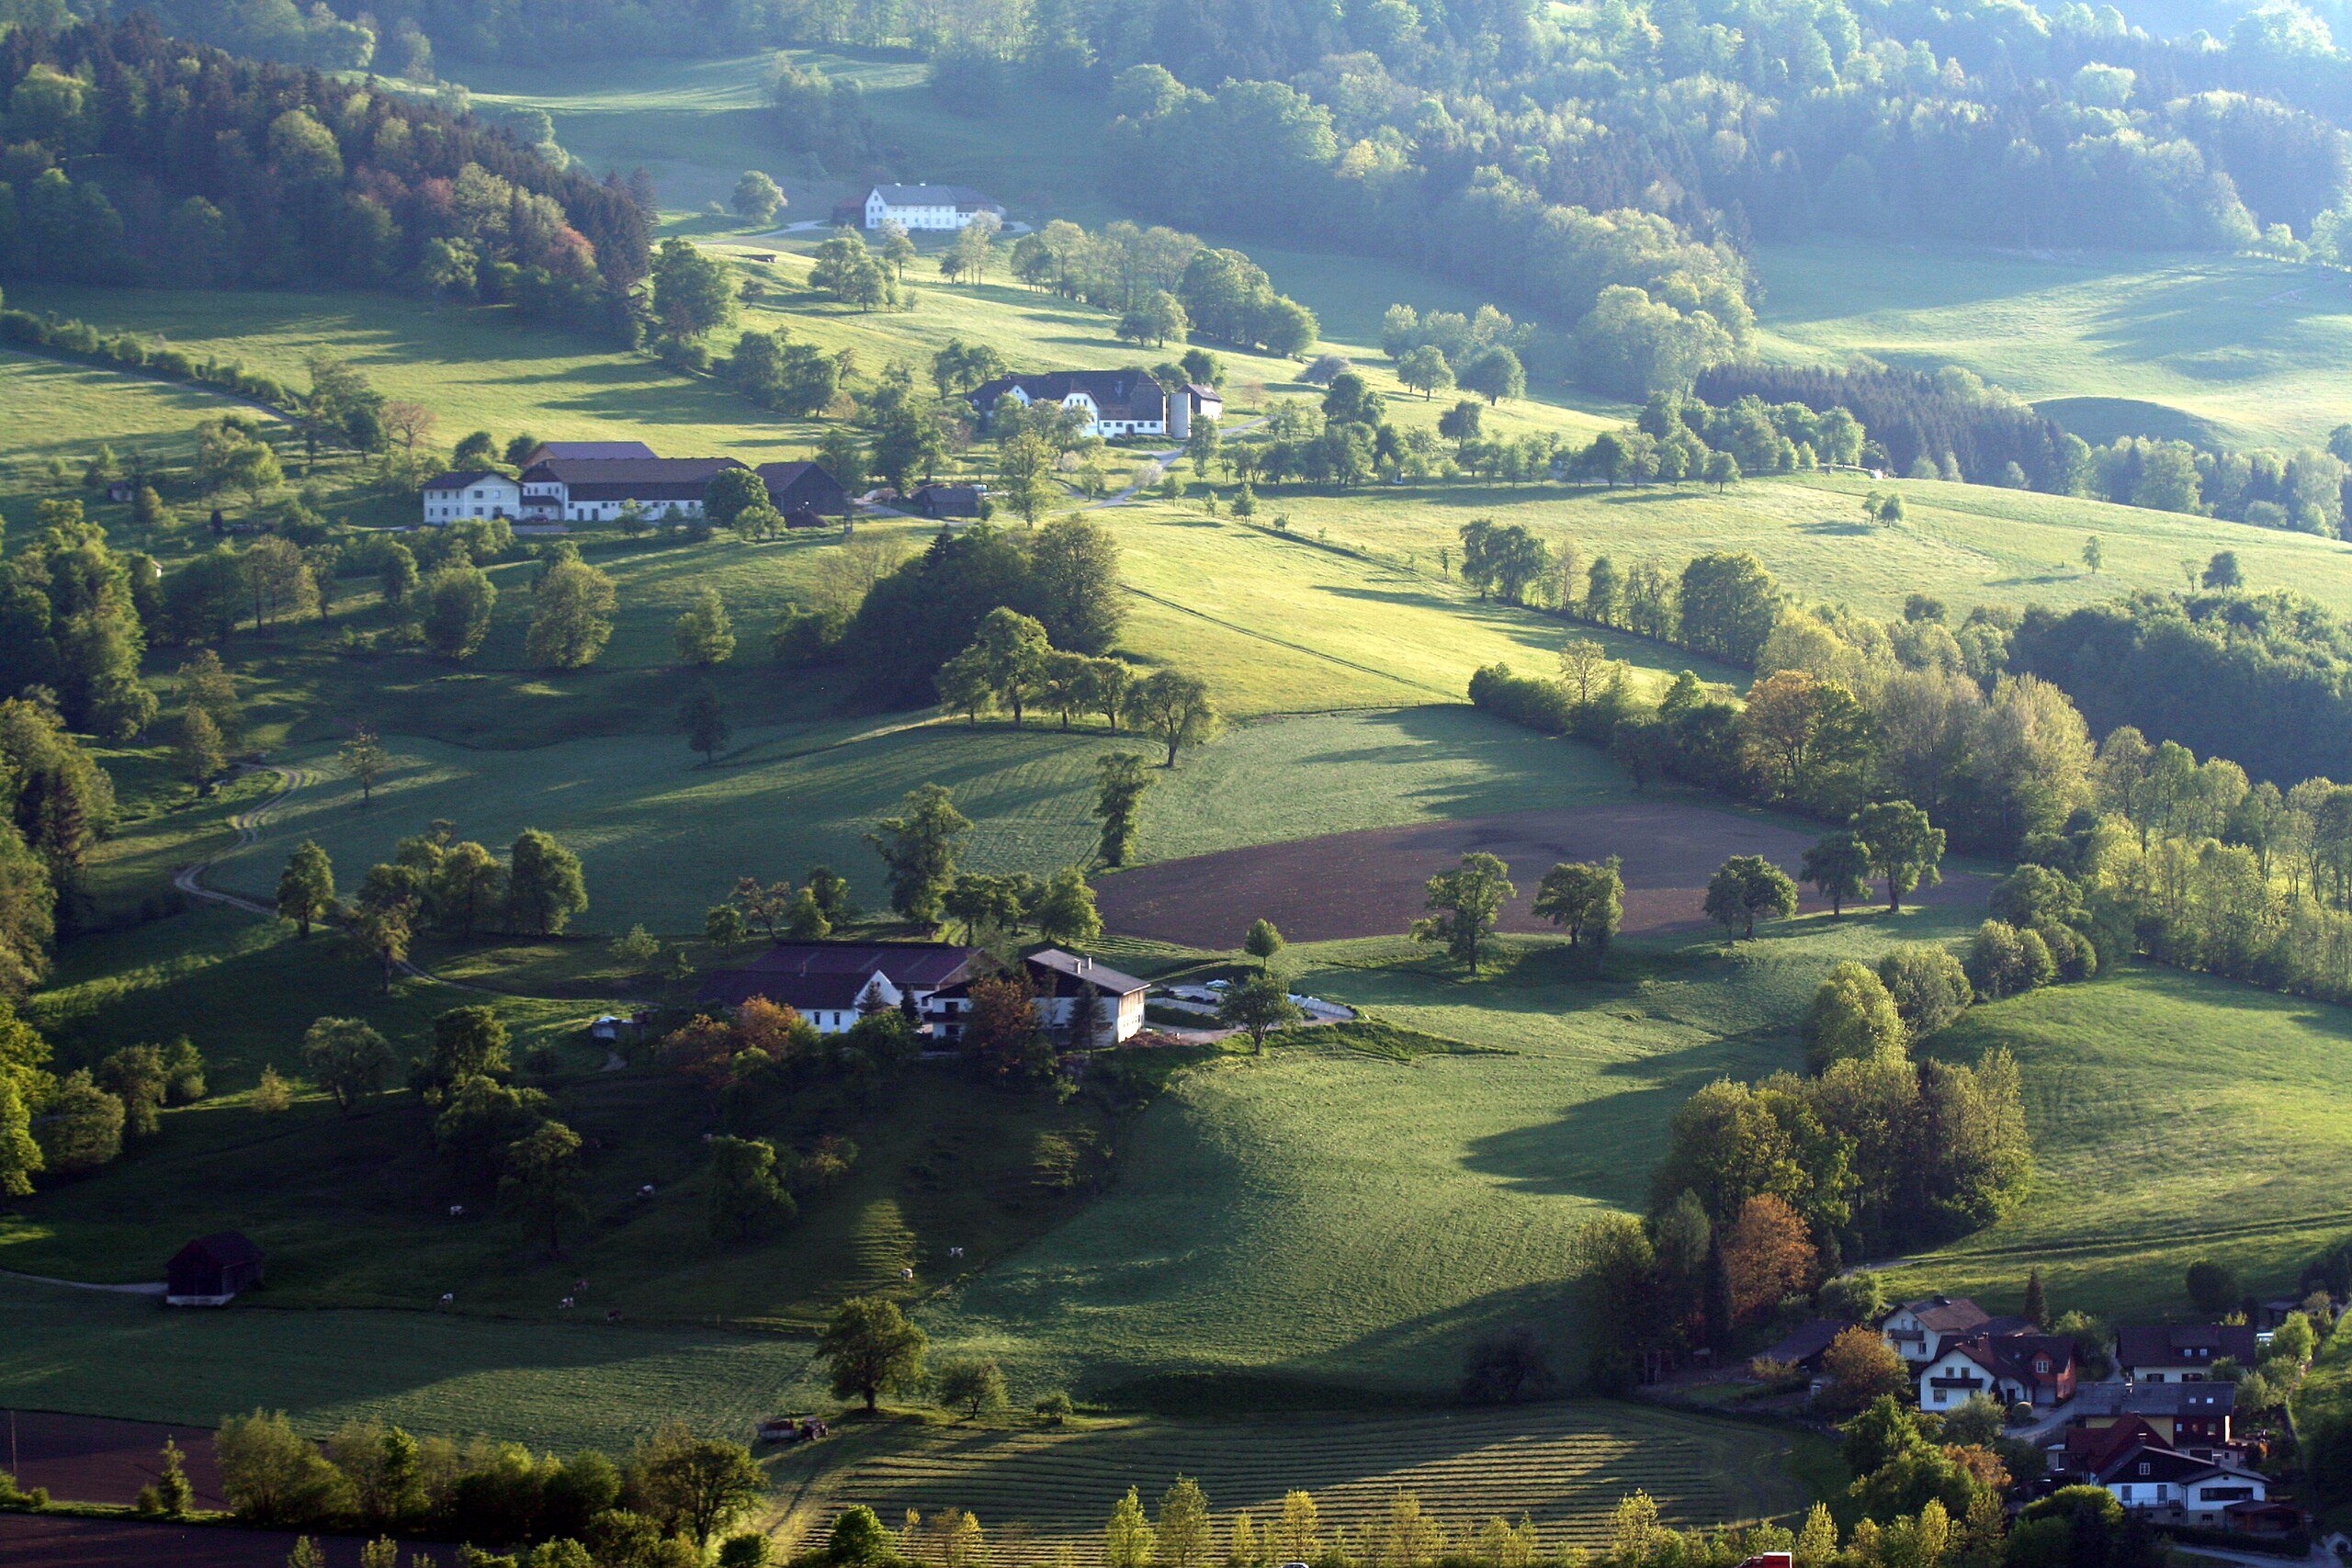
[[0, 348, 269, 524], [922, 901, 1984, 1398], [1239, 470, 2352, 622], [1886, 963, 2352, 1319], [1754, 242, 2352, 452], [200, 706, 1628, 934]]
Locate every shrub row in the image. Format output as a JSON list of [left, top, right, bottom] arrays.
[[0, 307, 294, 412]]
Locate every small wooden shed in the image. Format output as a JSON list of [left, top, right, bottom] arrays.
[[165, 1231, 264, 1306]]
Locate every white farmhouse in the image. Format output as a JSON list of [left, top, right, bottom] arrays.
[[864, 183, 1005, 231], [421, 470, 524, 525], [967, 369, 1220, 440]]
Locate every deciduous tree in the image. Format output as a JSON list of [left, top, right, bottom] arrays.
[[1412, 852, 1515, 975], [1127, 670, 1217, 766], [866, 784, 971, 925], [526, 559, 617, 669], [301, 1016, 395, 1114], [821, 1296, 927, 1412], [1851, 801, 1946, 912]]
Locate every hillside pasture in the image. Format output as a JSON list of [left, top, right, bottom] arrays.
[[921, 901, 1985, 1398], [1094, 800, 1990, 949], [1752, 242, 2352, 452], [0, 348, 262, 524], [1885, 964, 2352, 1319], [1231, 471, 2352, 622], [196, 707, 1613, 935], [807, 1403, 1820, 1561]]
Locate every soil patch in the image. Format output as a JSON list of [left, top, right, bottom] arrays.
[[1, 1410, 225, 1510], [1098, 802, 1988, 949], [0, 1515, 449, 1567]]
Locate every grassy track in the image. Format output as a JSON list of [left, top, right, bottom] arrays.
[[198, 706, 1625, 934], [1753, 241, 2352, 451], [1887, 964, 2352, 1317], [797, 1404, 1822, 1559]]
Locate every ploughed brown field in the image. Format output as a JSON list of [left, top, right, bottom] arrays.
[[1096, 802, 1987, 950], [0, 1516, 417, 1568], [1, 1409, 226, 1509]]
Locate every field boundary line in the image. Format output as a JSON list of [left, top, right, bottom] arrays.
[[1119, 584, 1457, 698]]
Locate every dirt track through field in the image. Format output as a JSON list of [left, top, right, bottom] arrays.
[[1096, 801, 1988, 949]]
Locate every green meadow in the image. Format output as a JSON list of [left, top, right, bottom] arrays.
[[197, 705, 1623, 935], [1887, 964, 2352, 1319], [1753, 240, 2352, 452]]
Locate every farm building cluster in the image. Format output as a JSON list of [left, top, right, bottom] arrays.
[[421, 440, 848, 527], [966, 369, 1223, 441], [827, 183, 1007, 231], [1758, 1294, 2319, 1535], [697, 941, 1149, 1043]]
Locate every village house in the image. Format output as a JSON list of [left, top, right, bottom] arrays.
[[697, 942, 984, 1035], [967, 369, 1217, 441], [929, 950, 1150, 1045], [2114, 1323, 2260, 1382], [863, 183, 1005, 231], [2096, 1441, 2273, 1527], [1917, 1332, 2078, 1410], [2070, 1379, 2239, 1446], [1879, 1296, 2030, 1366], [516, 457, 747, 524], [421, 469, 523, 524]]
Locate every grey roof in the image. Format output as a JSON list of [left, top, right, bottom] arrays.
[[423, 469, 510, 491], [518, 457, 745, 502], [870, 183, 1001, 210], [523, 440, 658, 462], [699, 942, 981, 1010], [2069, 1380, 2239, 1418], [2115, 1324, 2261, 1369], [172, 1230, 263, 1268], [968, 370, 1169, 423], [1026, 948, 1147, 996], [1759, 1318, 1853, 1366]]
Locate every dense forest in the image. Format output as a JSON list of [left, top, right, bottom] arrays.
[[0, 20, 649, 334]]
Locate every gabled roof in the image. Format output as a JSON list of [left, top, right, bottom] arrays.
[[1759, 1318, 1854, 1367], [2115, 1324, 2260, 1369], [756, 461, 847, 500], [1185, 382, 1223, 400], [870, 183, 1001, 210], [1890, 1295, 1993, 1335], [2051, 1416, 2167, 1474], [171, 1230, 263, 1268], [698, 942, 981, 1009], [2075, 1380, 2239, 1418], [423, 469, 511, 491], [1026, 948, 1147, 996], [2097, 1441, 2217, 1487], [1936, 1333, 2076, 1388], [967, 370, 1170, 423], [523, 440, 658, 463], [518, 457, 747, 502]]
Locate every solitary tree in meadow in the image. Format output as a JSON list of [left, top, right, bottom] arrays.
[[865, 784, 971, 925], [731, 170, 785, 225], [1532, 858, 1623, 963], [1850, 801, 1944, 912], [1217, 971, 1302, 1053], [340, 726, 389, 806], [1703, 855, 1797, 941], [1093, 753, 1152, 867], [276, 841, 334, 938], [675, 588, 737, 666], [821, 1296, 928, 1412], [1243, 918, 1285, 965], [1126, 670, 1217, 767], [1412, 852, 1515, 975], [682, 686, 731, 765], [300, 1016, 395, 1114], [1800, 830, 1871, 918]]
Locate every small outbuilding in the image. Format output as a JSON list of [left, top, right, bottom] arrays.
[[911, 483, 985, 519], [165, 1231, 264, 1306]]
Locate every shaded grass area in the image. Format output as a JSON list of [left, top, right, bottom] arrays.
[[921, 902, 1984, 1398], [1886, 963, 2352, 1318], [1752, 242, 2352, 451], [198, 706, 1623, 935]]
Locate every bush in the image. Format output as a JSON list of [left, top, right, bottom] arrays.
[[2187, 1259, 2243, 1314], [1966, 919, 2054, 999], [1802, 961, 1906, 1072], [1461, 1325, 1557, 1404], [0, 1469, 51, 1508], [1032, 1391, 1074, 1425], [1818, 1270, 1886, 1322], [1876, 944, 1973, 1038]]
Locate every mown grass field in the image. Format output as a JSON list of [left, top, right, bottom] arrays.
[[0, 1272, 803, 1451], [0, 347, 272, 525], [1239, 470, 2352, 622], [922, 898, 1987, 1399], [1753, 241, 2352, 452], [1884, 964, 2352, 1319], [198, 705, 1627, 935], [790, 1403, 1825, 1561]]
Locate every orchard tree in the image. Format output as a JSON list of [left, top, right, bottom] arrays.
[[1800, 829, 1871, 918], [821, 1295, 928, 1412], [525, 559, 617, 670], [300, 1017, 396, 1114], [731, 170, 785, 225], [1703, 855, 1797, 941], [1396, 344, 1453, 400], [1126, 670, 1217, 766], [1412, 852, 1516, 975], [1458, 345, 1525, 406], [276, 841, 335, 937], [340, 726, 389, 805], [865, 784, 971, 925], [1851, 801, 1945, 911]]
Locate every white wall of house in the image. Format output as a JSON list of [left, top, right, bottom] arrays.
[[1037, 989, 1147, 1043], [1918, 1348, 2024, 1410], [867, 192, 989, 231], [423, 476, 522, 525]]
